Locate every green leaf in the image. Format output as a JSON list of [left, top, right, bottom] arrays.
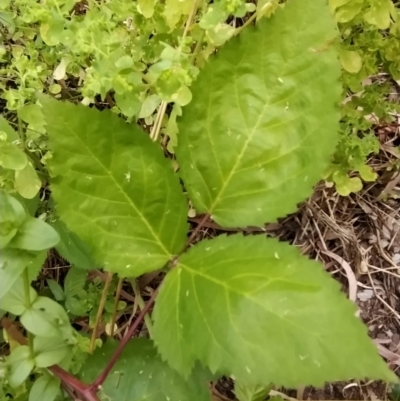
[[235, 381, 272, 401], [0, 141, 27, 170], [20, 296, 73, 339], [8, 217, 60, 251], [80, 338, 210, 401], [0, 249, 33, 298], [47, 279, 65, 301], [332, 171, 363, 196], [34, 336, 69, 367], [153, 234, 395, 386], [176, 0, 341, 228], [138, 94, 161, 118], [0, 190, 26, 248], [6, 346, 35, 388], [334, 0, 363, 23], [166, 104, 181, 153], [41, 97, 187, 276], [40, 20, 64, 46], [340, 49, 362, 73], [14, 192, 40, 216], [0, 277, 38, 315], [164, 0, 192, 29], [364, 0, 392, 29], [29, 374, 60, 401], [18, 104, 46, 127], [28, 251, 47, 282], [115, 91, 141, 118], [358, 165, 377, 182], [64, 266, 87, 297], [15, 161, 42, 199], [51, 219, 96, 270], [137, 0, 156, 18], [0, 116, 19, 142]]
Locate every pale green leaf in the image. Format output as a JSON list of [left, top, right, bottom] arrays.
[[52, 219, 96, 270], [235, 381, 272, 401], [0, 277, 37, 315], [115, 55, 133, 71], [6, 346, 35, 388], [64, 266, 87, 297], [166, 104, 181, 153], [0, 249, 33, 298], [137, 0, 156, 18], [340, 49, 362, 73], [329, 0, 351, 11], [358, 165, 377, 182], [20, 296, 73, 339], [364, 0, 392, 29], [0, 141, 27, 170], [28, 251, 47, 282], [333, 171, 363, 196], [80, 338, 210, 401], [139, 94, 161, 118], [29, 374, 60, 401], [200, 4, 227, 30], [0, 191, 26, 248], [176, 0, 341, 227], [207, 23, 235, 46], [40, 20, 64, 46], [34, 336, 70, 367], [8, 217, 60, 251], [47, 279, 65, 301], [15, 161, 42, 199], [18, 104, 45, 126], [0, 116, 19, 142], [41, 97, 187, 276], [115, 91, 141, 118], [256, 0, 279, 20], [14, 192, 40, 216], [334, 1, 363, 23], [153, 235, 395, 386], [164, 0, 192, 29]]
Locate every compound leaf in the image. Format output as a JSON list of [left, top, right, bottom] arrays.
[[153, 235, 395, 386], [176, 0, 341, 227], [41, 97, 187, 277], [80, 338, 210, 401]]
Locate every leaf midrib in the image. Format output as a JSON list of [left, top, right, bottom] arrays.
[[180, 262, 322, 339], [60, 117, 170, 257]]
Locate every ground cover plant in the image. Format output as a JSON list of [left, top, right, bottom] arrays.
[[1, 0, 400, 400]]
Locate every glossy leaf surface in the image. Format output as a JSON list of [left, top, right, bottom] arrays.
[[41, 97, 187, 276], [176, 0, 341, 227], [153, 235, 395, 386], [80, 339, 210, 401]]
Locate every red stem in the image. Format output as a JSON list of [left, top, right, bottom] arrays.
[[89, 288, 159, 390]]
